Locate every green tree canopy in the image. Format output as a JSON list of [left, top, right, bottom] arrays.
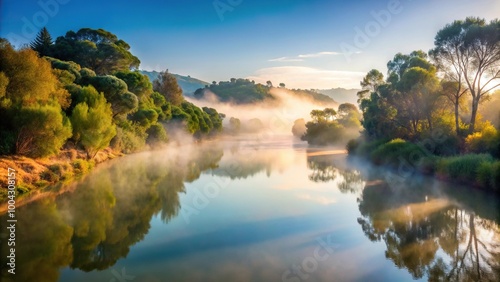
[[14, 105, 72, 157], [115, 70, 153, 98], [430, 17, 500, 133], [71, 96, 116, 158], [89, 75, 138, 117], [51, 28, 140, 75], [0, 40, 70, 108]]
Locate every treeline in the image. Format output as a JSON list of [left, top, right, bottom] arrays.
[[349, 17, 500, 191], [0, 28, 224, 159], [194, 78, 335, 105]]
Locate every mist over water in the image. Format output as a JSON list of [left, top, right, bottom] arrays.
[[0, 136, 498, 282], [186, 88, 339, 135]]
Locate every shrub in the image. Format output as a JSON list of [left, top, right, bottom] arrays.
[[13, 105, 72, 158], [477, 161, 500, 191], [465, 123, 500, 157], [146, 123, 168, 145], [40, 170, 59, 182], [301, 120, 346, 145], [436, 154, 494, 183], [71, 159, 94, 175], [111, 125, 146, 154], [356, 139, 388, 157]]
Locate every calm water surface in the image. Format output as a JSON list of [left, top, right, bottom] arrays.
[[1, 137, 499, 282]]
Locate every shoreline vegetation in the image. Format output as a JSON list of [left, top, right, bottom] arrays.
[[0, 27, 225, 202], [346, 138, 500, 193], [0, 147, 122, 203]]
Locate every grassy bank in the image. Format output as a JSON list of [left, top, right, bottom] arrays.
[[0, 148, 122, 202], [347, 138, 500, 193]]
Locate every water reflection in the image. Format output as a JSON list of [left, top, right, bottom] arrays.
[[306, 151, 364, 194], [356, 173, 500, 281], [208, 144, 295, 179], [0, 142, 498, 282], [0, 143, 223, 281]]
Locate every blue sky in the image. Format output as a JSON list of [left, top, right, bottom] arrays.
[[1, 0, 499, 89]]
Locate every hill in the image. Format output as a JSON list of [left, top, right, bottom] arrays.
[[140, 72, 338, 105], [317, 88, 360, 106], [194, 78, 337, 105], [140, 70, 209, 96]]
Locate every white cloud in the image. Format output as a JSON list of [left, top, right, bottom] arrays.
[[246, 66, 365, 89], [298, 51, 341, 58], [268, 57, 304, 62], [268, 51, 345, 62]]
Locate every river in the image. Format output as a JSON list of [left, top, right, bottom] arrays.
[[1, 136, 499, 282]]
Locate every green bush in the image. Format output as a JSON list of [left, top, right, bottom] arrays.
[[368, 138, 430, 169], [465, 123, 500, 157], [111, 125, 146, 153], [301, 121, 346, 145], [356, 139, 388, 157], [477, 161, 500, 191], [13, 105, 72, 158], [436, 154, 494, 183], [146, 123, 168, 145], [71, 159, 94, 175]]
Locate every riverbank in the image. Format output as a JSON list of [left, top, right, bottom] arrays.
[[347, 138, 500, 193], [0, 148, 122, 202]]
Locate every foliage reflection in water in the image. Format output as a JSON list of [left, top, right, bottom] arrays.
[[0, 139, 498, 282]]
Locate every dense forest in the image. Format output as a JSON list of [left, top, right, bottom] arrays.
[[0, 27, 224, 159], [346, 17, 500, 192]]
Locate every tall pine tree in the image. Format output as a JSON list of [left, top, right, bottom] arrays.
[[30, 27, 53, 57]]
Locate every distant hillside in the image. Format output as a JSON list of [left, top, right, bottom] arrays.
[[140, 70, 209, 96], [194, 78, 337, 105], [194, 78, 272, 103], [317, 88, 360, 106]]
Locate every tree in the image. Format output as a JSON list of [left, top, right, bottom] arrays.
[[302, 108, 347, 145], [115, 70, 152, 98], [89, 75, 138, 117], [266, 80, 273, 87], [338, 103, 361, 128], [30, 27, 53, 57], [323, 108, 337, 121], [279, 82, 286, 88], [431, 17, 500, 133], [310, 109, 326, 123], [0, 40, 70, 108], [153, 70, 184, 106], [70, 87, 116, 158], [14, 105, 72, 157], [357, 69, 384, 101], [203, 107, 224, 133], [440, 80, 468, 135], [359, 51, 442, 139], [51, 28, 140, 75]]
